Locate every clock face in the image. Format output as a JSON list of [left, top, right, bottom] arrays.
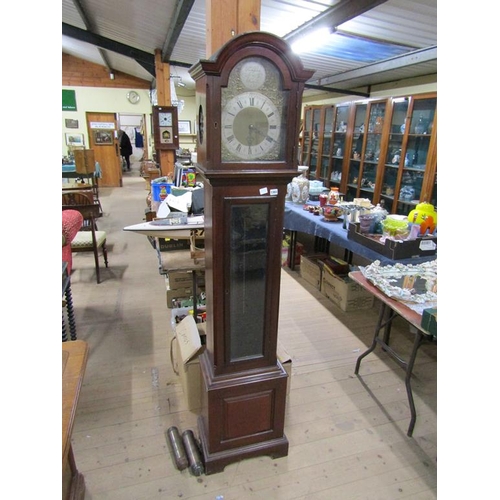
[[159, 112, 173, 126], [127, 91, 140, 104], [222, 92, 281, 160], [221, 57, 287, 162]]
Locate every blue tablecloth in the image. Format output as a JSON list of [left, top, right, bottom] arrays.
[[283, 201, 435, 266]]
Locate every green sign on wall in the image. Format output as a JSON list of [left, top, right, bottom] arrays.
[[62, 89, 77, 111]]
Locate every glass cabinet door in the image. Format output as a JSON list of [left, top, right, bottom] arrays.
[[346, 101, 386, 202], [330, 105, 349, 188], [396, 96, 437, 214], [319, 106, 334, 182], [308, 107, 322, 179], [360, 101, 386, 200], [346, 103, 367, 201], [300, 107, 312, 165], [381, 98, 408, 213]]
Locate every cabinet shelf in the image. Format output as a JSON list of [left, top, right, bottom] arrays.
[[403, 166, 426, 172]]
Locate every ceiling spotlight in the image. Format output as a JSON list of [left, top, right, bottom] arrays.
[[109, 72, 115, 80]]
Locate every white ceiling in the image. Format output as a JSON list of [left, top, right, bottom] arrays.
[[62, 0, 437, 99]]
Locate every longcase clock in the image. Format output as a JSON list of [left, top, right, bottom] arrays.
[[189, 32, 314, 474]]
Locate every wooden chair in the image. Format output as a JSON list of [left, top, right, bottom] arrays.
[[62, 193, 108, 284]]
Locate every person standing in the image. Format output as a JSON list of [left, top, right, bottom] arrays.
[[119, 130, 133, 171]]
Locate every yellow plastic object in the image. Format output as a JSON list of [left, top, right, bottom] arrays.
[[408, 202, 437, 233]]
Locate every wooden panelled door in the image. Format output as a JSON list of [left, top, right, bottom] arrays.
[[86, 112, 122, 187]]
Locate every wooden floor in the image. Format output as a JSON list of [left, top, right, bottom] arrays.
[[67, 165, 437, 500]]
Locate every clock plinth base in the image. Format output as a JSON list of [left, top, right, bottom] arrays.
[[197, 350, 289, 475], [198, 415, 289, 475]]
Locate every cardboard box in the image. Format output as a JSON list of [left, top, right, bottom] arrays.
[[300, 254, 328, 290], [321, 267, 374, 312], [347, 222, 437, 260], [321, 256, 350, 276], [167, 270, 205, 290], [171, 315, 205, 411], [277, 341, 292, 395], [158, 238, 191, 252], [282, 241, 304, 267], [421, 307, 437, 337], [166, 286, 206, 308]]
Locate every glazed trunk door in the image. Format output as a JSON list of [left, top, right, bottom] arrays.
[[86, 112, 122, 187]]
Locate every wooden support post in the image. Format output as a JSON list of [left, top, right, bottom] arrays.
[[206, 0, 261, 57], [154, 49, 176, 177]]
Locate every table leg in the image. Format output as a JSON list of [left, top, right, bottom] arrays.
[[314, 236, 329, 254], [65, 285, 77, 341], [344, 249, 353, 264], [192, 270, 198, 319], [288, 230, 297, 271], [355, 300, 429, 437], [405, 331, 425, 437], [63, 315, 68, 342], [355, 303, 387, 374], [382, 306, 393, 346]]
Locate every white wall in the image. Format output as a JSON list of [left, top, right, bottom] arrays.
[[62, 86, 197, 159]]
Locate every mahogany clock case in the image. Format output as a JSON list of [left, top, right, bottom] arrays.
[[152, 105, 179, 150], [188, 32, 314, 475]]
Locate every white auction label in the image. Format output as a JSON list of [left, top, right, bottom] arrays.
[[419, 240, 437, 251]]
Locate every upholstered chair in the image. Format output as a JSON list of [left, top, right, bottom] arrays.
[[62, 209, 84, 274]]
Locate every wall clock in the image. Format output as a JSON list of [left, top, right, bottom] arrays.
[[189, 32, 314, 475], [127, 90, 140, 104], [152, 105, 179, 150]]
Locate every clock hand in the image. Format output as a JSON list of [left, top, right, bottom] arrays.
[[247, 125, 259, 146], [250, 125, 274, 142]]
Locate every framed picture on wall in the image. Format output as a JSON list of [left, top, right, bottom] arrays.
[[65, 119, 79, 129], [178, 120, 192, 135], [65, 133, 84, 146], [93, 129, 114, 145]]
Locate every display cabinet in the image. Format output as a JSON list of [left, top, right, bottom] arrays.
[[301, 104, 350, 188], [329, 104, 350, 188], [379, 94, 437, 213], [298, 92, 437, 214], [309, 107, 322, 177], [300, 106, 323, 178], [318, 105, 334, 182], [299, 107, 312, 165], [345, 102, 366, 197], [345, 100, 388, 201]]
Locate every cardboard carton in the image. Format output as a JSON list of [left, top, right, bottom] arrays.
[[321, 267, 374, 312], [300, 254, 328, 289], [421, 307, 437, 337], [171, 315, 205, 411], [277, 341, 292, 395]]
